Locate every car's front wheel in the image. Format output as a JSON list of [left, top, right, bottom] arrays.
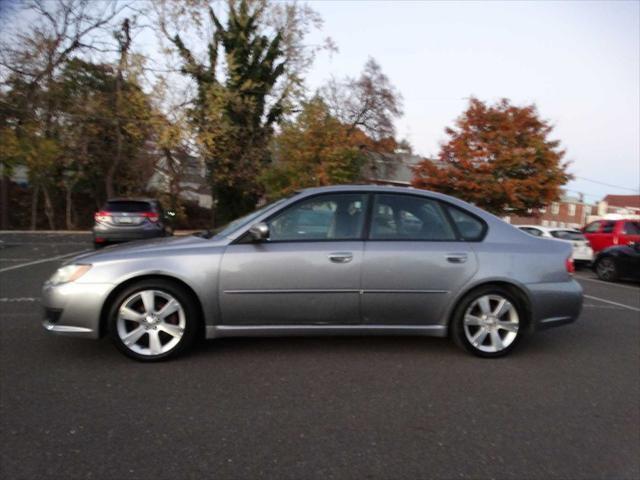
[[108, 279, 199, 361], [451, 286, 525, 358], [595, 257, 618, 282]]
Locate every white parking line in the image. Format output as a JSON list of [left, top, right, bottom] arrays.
[[583, 295, 640, 313], [0, 250, 89, 273], [575, 274, 640, 291], [0, 297, 40, 302]]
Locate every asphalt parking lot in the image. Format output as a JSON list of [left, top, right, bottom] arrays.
[[1, 233, 639, 480]]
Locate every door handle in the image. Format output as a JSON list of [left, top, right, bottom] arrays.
[[446, 253, 468, 264], [329, 252, 353, 264]]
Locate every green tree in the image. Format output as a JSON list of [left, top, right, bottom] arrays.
[[55, 59, 154, 206], [263, 97, 365, 199], [164, 0, 305, 224]]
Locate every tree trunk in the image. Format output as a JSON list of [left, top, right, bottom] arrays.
[[65, 185, 74, 230], [42, 186, 55, 230], [30, 184, 40, 231], [106, 19, 132, 200], [0, 166, 8, 230]]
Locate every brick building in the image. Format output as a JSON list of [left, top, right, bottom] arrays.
[[593, 194, 640, 219], [506, 194, 594, 229]]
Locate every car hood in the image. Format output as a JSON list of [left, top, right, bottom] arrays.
[[70, 234, 226, 264]]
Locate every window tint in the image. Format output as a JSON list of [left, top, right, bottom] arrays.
[[370, 194, 456, 241], [105, 201, 152, 213], [584, 221, 601, 233], [623, 221, 640, 235], [448, 206, 485, 240], [550, 230, 585, 241], [520, 227, 543, 237], [602, 221, 615, 233], [268, 194, 367, 241]]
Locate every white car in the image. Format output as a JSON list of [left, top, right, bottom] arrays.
[[517, 225, 593, 266]]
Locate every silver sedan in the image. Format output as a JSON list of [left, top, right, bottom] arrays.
[[42, 185, 583, 361]]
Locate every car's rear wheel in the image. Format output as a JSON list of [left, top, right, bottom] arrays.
[[451, 286, 525, 358], [108, 279, 199, 361], [595, 257, 618, 282]]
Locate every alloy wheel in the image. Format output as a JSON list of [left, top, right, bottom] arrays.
[[116, 289, 186, 357], [596, 258, 616, 281], [463, 294, 520, 353]]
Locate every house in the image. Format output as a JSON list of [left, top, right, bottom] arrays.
[[594, 194, 640, 218], [146, 152, 213, 209], [360, 152, 427, 186], [505, 194, 595, 229]]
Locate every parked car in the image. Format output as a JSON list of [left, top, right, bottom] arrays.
[[43, 185, 583, 361], [93, 198, 173, 248], [516, 225, 593, 266], [582, 219, 640, 253], [592, 243, 640, 282]]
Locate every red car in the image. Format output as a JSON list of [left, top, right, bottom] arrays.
[[582, 219, 640, 253]]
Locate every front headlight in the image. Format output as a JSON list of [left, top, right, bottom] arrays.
[[48, 264, 92, 286]]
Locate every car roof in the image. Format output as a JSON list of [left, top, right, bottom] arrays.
[[517, 225, 548, 231], [106, 198, 157, 203], [516, 225, 580, 233]]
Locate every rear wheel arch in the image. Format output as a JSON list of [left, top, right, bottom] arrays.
[[99, 274, 205, 338], [448, 281, 533, 332]]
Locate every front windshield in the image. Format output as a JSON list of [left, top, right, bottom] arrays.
[[211, 197, 290, 238]]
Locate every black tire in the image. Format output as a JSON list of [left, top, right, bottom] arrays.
[[450, 285, 527, 358], [595, 257, 618, 282], [107, 279, 200, 362]]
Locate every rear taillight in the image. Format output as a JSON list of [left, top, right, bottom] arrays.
[[142, 212, 159, 222], [565, 256, 575, 275], [94, 211, 110, 223]]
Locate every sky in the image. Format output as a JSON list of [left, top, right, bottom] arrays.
[[303, 0, 640, 203]]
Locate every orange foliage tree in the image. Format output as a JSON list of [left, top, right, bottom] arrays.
[[412, 98, 572, 216]]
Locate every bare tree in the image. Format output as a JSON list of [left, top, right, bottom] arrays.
[[322, 57, 403, 142]]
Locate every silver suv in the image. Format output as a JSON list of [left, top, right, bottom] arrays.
[[93, 199, 171, 248]]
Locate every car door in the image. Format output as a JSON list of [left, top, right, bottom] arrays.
[[361, 193, 479, 325], [583, 221, 605, 252], [619, 221, 640, 246], [219, 193, 368, 325]]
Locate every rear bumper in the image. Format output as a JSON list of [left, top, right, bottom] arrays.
[[93, 224, 164, 242], [42, 281, 114, 339], [572, 248, 593, 263], [526, 279, 583, 331]]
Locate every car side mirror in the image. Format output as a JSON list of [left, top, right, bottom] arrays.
[[249, 222, 269, 242]]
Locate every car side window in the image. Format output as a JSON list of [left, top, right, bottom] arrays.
[[623, 221, 640, 235], [602, 222, 615, 234], [447, 206, 485, 241], [584, 221, 601, 233], [268, 194, 367, 241], [370, 194, 456, 241]]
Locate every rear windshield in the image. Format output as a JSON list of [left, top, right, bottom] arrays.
[[104, 201, 152, 213], [550, 230, 585, 241]]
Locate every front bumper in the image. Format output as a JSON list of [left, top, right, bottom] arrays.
[[42, 281, 114, 339], [527, 279, 583, 331]]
